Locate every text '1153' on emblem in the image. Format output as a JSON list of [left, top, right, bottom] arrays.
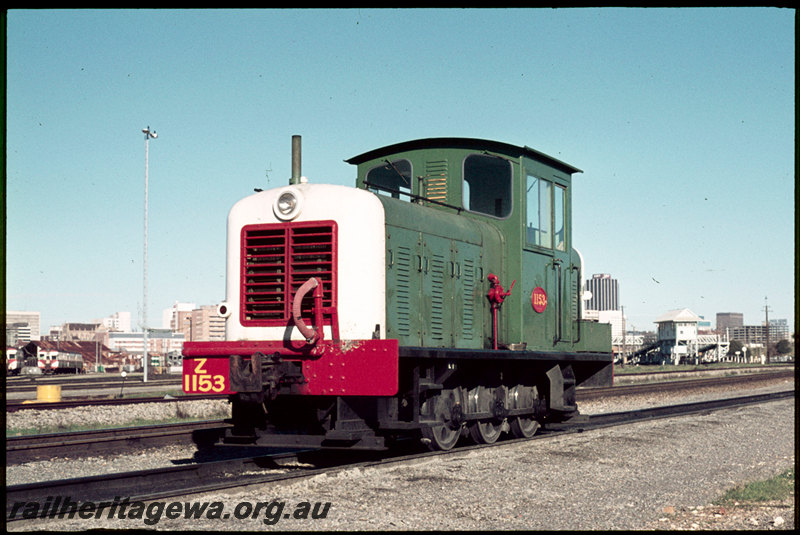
[[531, 286, 547, 313]]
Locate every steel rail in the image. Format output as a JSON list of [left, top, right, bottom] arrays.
[[577, 368, 794, 400], [6, 393, 226, 413], [560, 389, 794, 432], [5, 450, 323, 522], [5, 376, 181, 392], [6, 420, 230, 465]]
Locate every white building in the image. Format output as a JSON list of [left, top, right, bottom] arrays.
[[655, 308, 700, 346], [107, 330, 185, 356], [598, 309, 626, 338], [100, 311, 131, 332], [5, 311, 41, 341], [653, 308, 729, 363], [163, 302, 197, 330]]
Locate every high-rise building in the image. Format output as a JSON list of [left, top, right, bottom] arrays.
[[730, 319, 790, 345], [584, 273, 619, 311], [5, 311, 41, 341], [716, 312, 743, 333], [187, 306, 225, 341], [165, 303, 224, 342]]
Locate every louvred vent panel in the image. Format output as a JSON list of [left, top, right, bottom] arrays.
[[240, 221, 337, 326]]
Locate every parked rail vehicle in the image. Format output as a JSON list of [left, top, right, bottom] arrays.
[[182, 136, 613, 451], [6, 355, 25, 375], [47, 352, 85, 374], [9, 343, 86, 375], [7, 344, 45, 375]]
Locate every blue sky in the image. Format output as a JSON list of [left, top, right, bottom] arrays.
[[5, 8, 795, 336]]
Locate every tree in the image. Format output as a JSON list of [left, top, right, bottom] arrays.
[[728, 339, 744, 357], [775, 339, 793, 356]]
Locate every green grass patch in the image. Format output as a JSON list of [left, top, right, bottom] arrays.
[[716, 468, 795, 504]]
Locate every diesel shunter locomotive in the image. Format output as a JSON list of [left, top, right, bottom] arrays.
[[182, 136, 613, 451]]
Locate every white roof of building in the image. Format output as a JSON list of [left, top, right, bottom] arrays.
[[654, 308, 702, 324]]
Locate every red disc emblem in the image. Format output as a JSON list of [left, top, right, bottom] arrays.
[[531, 287, 547, 313]]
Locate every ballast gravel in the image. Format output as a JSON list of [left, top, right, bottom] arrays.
[[7, 380, 795, 531], [6, 398, 230, 433]]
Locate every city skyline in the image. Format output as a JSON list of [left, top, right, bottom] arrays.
[[8, 288, 792, 341], [5, 9, 795, 335]]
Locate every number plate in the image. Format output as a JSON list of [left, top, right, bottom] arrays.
[[182, 357, 234, 394]]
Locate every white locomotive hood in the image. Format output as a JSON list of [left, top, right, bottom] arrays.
[[224, 182, 387, 343]]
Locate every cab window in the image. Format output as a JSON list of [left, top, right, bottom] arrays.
[[526, 173, 551, 247], [526, 173, 567, 250], [366, 159, 412, 201], [554, 184, 565, 251], [462, 154, 512, 218]]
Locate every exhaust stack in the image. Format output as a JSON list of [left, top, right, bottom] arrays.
[[290, 135, 302, 185]]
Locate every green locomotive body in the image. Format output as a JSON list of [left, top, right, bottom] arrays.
[[183, 137, 612, 451]]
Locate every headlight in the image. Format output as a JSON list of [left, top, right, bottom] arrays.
[[272, 188, 303, 220], [278, 192, 296, 213]]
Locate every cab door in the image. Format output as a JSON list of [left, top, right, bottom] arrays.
[[524, 168, 572, 347], [420, 234, 452, 347], [551, 183, 572, 345]]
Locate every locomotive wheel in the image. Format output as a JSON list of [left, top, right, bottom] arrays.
[[467, 386, 504, 445], [421, 423, 461, 451], [420, 388, 463, 451], [468, 419, 503, 444], [508, 385, 540, 439], [509, 416, 540, 439]]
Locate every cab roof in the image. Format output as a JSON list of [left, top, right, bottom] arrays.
[[346, 137, 582, 175]]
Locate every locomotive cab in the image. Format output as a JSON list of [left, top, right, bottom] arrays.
[[348, 138, 611, 359]]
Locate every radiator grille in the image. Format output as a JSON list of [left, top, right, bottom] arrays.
[[240, 221, 337, 326], [393, 245, 412, 337], [424, 159, 448, 202], [428, 253, 446, 342], [461, 258, 476, 340]]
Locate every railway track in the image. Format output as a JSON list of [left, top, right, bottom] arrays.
[[7, 366, 791, 412], [6, 393, 226, 413], [611, 363, 793, 380], [6, 388, 794, 524], [5, 375, 181, 393], [577, 368, 795, 401], [6, 420, 229, 465], [7, 369, 792, 464]]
